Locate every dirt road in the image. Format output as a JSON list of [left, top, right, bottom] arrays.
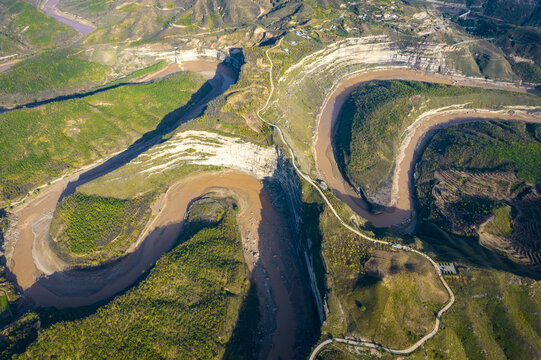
[[314, 68, 541, 228]]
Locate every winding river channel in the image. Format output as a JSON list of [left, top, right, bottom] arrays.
[[5, 61, 306, 359], [40, 0, 95, 36], [4, 44, 541, 358], [314, 68, 541, 228]]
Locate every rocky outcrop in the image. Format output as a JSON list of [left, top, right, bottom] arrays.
[[271, 36, 522, 171], [121, 130, 279, 179]]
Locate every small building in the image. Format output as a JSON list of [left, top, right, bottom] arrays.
[[438, 262, 457, 275], [317, 179, 328, 190]]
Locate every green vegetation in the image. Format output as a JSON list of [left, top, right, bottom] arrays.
[[0, 0, 77, 54], [0, 71, 204, 203], [496, 27, 541, 65], [334, 80, 541, 206], [493, 141, 541, 184], [60, 0, 112, 15], [335, 80, 479, 200], [50, 192, 151, 264], [512, 62, 541, 83], [18, 198, 249, 359], [301, 180, 448, 349], [416, 121, 541, 272], [411, 268, 541, 360], [485, 206, 513, 238], [93, 61, 167, 90], [0, 50, 110, 105]]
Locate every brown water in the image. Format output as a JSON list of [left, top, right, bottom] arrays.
[[41, 0, 95, 36], [13, 171, 298, 358], [314, 68, 540, 228]]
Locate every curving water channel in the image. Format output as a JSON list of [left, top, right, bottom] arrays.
[[5, 60, 308, 359], [314, 68, 541, 228], [40, 0, 95, 36]]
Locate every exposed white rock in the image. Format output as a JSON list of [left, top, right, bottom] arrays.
[[129, 130, 278, 179], [279, 36, 449, 86], [120, 47, 228, 64]]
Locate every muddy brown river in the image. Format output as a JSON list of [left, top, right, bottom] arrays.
[[6, 61, 300, 359], [314, 68, 541, 228]]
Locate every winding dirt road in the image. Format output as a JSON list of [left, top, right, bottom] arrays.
[[314, 68, 541, 228]]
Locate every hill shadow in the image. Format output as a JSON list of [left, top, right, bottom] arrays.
[[57, 52, 243, 201]]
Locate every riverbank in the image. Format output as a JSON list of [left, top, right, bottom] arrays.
[[40, 0, 95, 36], [314, 68, 541, 228]]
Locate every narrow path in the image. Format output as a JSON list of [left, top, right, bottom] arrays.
[[256, 39, 456, 359]]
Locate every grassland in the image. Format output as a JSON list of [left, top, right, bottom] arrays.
[[50, 192, 151, 265], [416, 121, 541, 272], [317, 267, 541, 360], [0, 71, 204, 204], [11, 197, 249, 359], [0, 50, 111, 105], [334, 80, 541, 206], [0, 0, 78, 55], [411, 268, 541, 360], [295, 181, 448, 350]]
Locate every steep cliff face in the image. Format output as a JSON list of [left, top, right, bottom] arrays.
[[270, 36, 518, 172]]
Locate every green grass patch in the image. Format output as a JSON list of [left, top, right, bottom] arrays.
[[60, 0, 112, 15], [0, 295, 8, 314], [485, 206, 513, 237], [492, 142, 541, 184], [21, 198, 248, 359], [512, 62, 541, 84], [0, 71, 204, 203], [93, 61, 168, 90], [0, 50, 110, 104], [412, 268, 541, 360], [0, 0, 77, 52], [50, 192, 151, 263]]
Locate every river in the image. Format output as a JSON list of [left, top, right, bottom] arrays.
[[41, 0, 95, 36], [314, 68, 541, 228]]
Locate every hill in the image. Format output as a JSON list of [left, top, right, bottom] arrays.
[[2, 197, 250, 360], [0, 71, 204, 203], [416, 120, 541, 273], [0, 0, 78, 56]]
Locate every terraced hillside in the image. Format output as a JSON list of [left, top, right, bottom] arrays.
[[334, 80, 541, 209], [416, 121, 541, 272]]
